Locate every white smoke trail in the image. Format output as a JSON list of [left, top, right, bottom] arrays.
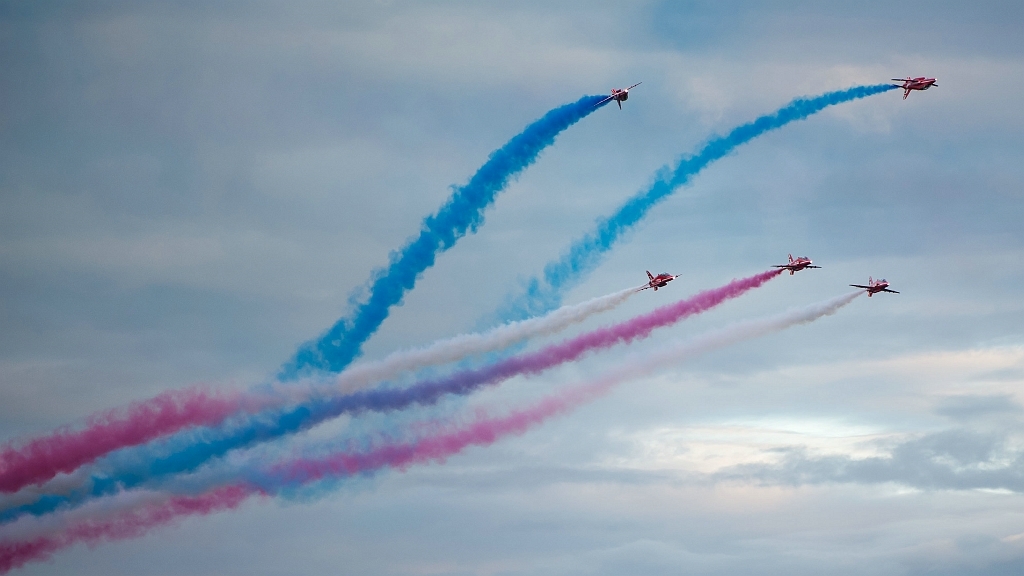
[[285, 286, 638, 396], [0, 487, 174, 542], [0, 468, 91, 511], [585, 290, 864, 392]]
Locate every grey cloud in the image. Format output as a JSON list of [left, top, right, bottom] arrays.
[[936, 394, 1024, 421], [717, 428, 1024, 492], [906, 557, 1024, 576]]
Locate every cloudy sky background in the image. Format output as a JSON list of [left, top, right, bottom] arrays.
[[2, 1, 1024, 574]]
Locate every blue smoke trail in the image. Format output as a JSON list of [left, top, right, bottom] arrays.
[[497, 84, 897, 320], [280, 95, 610, 378]]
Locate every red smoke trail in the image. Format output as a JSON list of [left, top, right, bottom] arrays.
[[0, 389, 248, 493], [0, 485, 255, 573]]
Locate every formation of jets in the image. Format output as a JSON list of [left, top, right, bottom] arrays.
[[892, 76, 937, 99], [640, 256, 898, 298], [604, 78, 917, 299]]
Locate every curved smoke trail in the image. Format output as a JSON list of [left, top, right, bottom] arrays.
[[0, 291, 861, 572], [0, 286, 634, 497], [0, 271, 778, 523], [499, 84, 896, 319], [281, 94, 611, 378]]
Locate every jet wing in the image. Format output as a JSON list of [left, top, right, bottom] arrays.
[[849, 284, 871, 289], [882, 288, 900, 294], [626, 82, 642, 91], [806, 265, 822, 269], [594, 95, 615, 107]]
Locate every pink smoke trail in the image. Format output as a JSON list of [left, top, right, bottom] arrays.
[[269, 380, 608, 486], [488, 269, 783, 379], [277, 269, 784, 427], [0, 485, 256, 573], [0, 389, 250, 493]]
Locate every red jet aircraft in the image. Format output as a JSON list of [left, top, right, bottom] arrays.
[[850, 277, 900, 297], [639, 270, 679, 292], [773, 254, 821, 275], [596, 82, 642, 109], [892, 77, 937, 99]]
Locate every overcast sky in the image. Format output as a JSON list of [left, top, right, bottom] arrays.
[[3, 1, 1024, 575]]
